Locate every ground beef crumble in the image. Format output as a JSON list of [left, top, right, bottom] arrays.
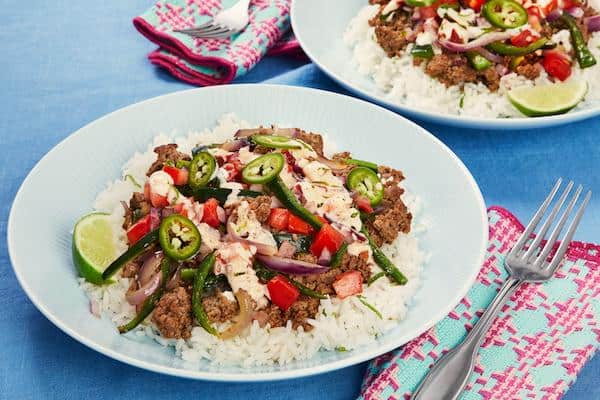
[[152, 286, 193, 339], [146, 144, 191, 176], [246, 195, 272, 223], [295, 130, 325, 156], [202, 291, 239, 323]]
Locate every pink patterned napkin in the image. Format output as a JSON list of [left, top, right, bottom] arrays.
[[359, 206, 599, 400], [133, 0, 301, 86]]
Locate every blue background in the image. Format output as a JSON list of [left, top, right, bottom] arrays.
[[0, 1, 597, 399]]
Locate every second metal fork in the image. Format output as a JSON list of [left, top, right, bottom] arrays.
[[174, 0, 251, 39], [412, 178, 591, 400]]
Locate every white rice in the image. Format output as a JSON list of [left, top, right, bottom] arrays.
[[81, 114, 429, 366], [344, 5, 600, 118]]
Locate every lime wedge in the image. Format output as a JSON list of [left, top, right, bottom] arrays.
[[72, 213, 117, 284], [508, 81, 588, 117]]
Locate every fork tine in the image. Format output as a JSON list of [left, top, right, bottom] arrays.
[[508, 178, 562, 258], [535, 184, 584, 267], [194, 29, 235, 39], [522, 181, 573, 261], [186, 27, 231, 38], [174, 20, 213, 33], [177, 25, 222, 35], [543, 190, 591, 274]]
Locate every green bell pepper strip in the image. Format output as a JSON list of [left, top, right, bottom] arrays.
[[411, 45, 434, 60], [406, 0, 435, 6], [241, 153, 285, 184], [362, 228, 408, 285], [329, 243, 348, 269], [486, 37, 547, 56], [466, 51, 492, 71], [344, 158, 378, 171], [118, 257, 171, 333], [188, 151, 216, 190], [346, 167, 384, 206], [254, 263, 327, 299], [482, 0, 528, 29], [251, 134, 302, 149], [180, 269, 228, 289], [158, 215, 201, 261], [102, 229, 159, 280], [273, 233, 312, 253], [266, 177, 324, 230], [367, 271, 386, 286], [192, 251, 219, 336], [557, 14, 597, 68]]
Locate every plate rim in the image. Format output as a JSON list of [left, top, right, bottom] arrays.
[[7, 84, 488, 381], [290, 0, 600, 130]]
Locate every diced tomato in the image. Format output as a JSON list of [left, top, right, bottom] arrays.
[[202, 198, 221, 228], [144, 182, 168, 208], [173, 203, 189, 218], [288, 213, 313, 234], [543, 0, 557, 15], [354, 196, 373, 213], [419, 5, 438, 19], [561, 0, 577, 9], [268, 208, 290, 231], [332, 271, 363, 299], [222, 153, 243, 182], [467, 0, 484, 11], [127, 214, 152, 244], [267, 275, 300, 311], [162, 165, 189, 186], [310, 224, 345, 257], [511, 30, 540, 47], [316, 215, 328, 225], [543, 51, 572, 81]]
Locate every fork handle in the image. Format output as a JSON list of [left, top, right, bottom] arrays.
[[412, 277, 522, 400]]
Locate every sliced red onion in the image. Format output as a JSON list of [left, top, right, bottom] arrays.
[[255, 254, 329, 275], [150, 208, 161, 230], [546, 9, 562, 22], [126, 272, 161, 305], [475, 47, 504, 64], [439, 31, 514, 52], [586, 15, 600, 32], [277, 241, 297, 258], [227, 222, 278, 256], [495, 64, 509, 76], [89, 299, 100, 318], [217, 206, 226, 223], [161, 206, 175, 218], [566, 7, 584, 18], [220, 139, 249, 152], [318, 248, 332, 266], [165, 266, 181, 291], [138, 251, 163, 286]]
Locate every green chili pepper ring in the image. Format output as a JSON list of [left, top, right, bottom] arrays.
[[242, 153, 285, 184], [346, 167, 384, 206], [482, 0, 528, 29], [188, 151, 216, 190], [158, 215, 201, 261]]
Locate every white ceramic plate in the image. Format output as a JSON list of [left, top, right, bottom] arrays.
[[8, 85, 487, 381], [291, 0, 600, 130]]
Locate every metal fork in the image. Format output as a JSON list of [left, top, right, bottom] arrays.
[[174, 0, 251, 39], [412, 178, 591, 400]]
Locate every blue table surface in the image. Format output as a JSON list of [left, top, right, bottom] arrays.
[[1, 1, 598, 399]]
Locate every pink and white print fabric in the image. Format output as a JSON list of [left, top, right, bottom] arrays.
[[359, 207, 599, 400], [133, 0, 300, 85]]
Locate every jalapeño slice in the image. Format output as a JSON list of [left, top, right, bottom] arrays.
[[482, 0, 528, 29], [346, 167, 384, 206], [188, 151, 216, 190], [158, 214, 201, 261], [241, 153, 285, 184]]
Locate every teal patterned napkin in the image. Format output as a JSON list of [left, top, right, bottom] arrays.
[[133, 0, 297, 85], [360, 207, 599, 400]]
